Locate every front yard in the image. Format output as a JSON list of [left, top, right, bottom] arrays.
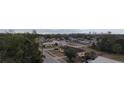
[[83, 47, 124, 62]]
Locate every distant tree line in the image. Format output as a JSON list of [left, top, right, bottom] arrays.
[[40, 33, 96, 40], [40, 33, 124, 41]]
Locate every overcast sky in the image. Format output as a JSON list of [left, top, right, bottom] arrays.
[[0, 29, 124, 34]]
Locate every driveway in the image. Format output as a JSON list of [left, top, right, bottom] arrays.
[[43, 49, 65, 63], [88, 56, 122, 63]]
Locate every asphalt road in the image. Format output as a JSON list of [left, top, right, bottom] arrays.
[[43, 50, 60, 63], [88, 56, 122, 63]]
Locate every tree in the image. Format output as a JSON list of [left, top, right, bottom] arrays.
[[108, 31, 112, 34], [96, 36, 124, 54], [55, 43, 58, 46], [64, 47, 77, 62], [32, 30, 37, 34], [84, 51, 97, 63], [112, 44, 123, 54], [0, 34, 43, 63], [91, 42, 96, 49]]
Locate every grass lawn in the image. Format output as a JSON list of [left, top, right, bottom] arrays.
[[83, 47, 124, 62]]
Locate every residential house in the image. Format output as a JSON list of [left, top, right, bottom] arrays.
[[43, 40, 67, 47]]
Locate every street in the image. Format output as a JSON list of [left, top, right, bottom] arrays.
[[43, 49, 61, 63]]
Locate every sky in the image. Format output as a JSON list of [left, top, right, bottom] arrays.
[[0, 29, 124, 34]]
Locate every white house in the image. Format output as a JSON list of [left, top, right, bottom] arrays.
[[59, 40, 67, 46], [77, 52, 85, 57], [43, 40, 67, 47], [78, 40, 91, 45]]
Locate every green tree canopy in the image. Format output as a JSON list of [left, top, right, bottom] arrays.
[[64, 47, 77, 62], [0, 34, 43, 63], [112, 44, 123, 54]]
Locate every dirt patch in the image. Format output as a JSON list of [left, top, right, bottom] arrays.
[[46, 51, 56, 57], [102, 53, 124, 62], [48, 50, 65, 57]]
